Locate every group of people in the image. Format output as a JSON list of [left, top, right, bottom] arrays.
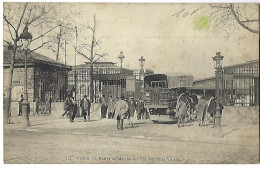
[[100, 95, 146, 130], [62, 94, 145, 129], [175, 94, 224, 128], [62, 94, 91, 123]]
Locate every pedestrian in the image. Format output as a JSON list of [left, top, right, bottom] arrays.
[[176, 93, 187, 128], [100, 95, 107, 118], [80, 95, 91, 122], [17, 94, 23, 116], [127, 97, 136, 126], [207, 95, 216, 127], [62, 95, 73, 121], [196, 95, 208, 126], [35, 97, 40, 115], [112, 97, 120, 118], [137, 99, 145, 120], [107, 96, 114, 119], [44, 95, 52, 114], [114, 96, 129, 130], [71, 97, 77, 122]]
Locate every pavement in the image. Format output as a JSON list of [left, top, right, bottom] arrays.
[[4, 113, 259, 146], [3, 113, 259, 164]]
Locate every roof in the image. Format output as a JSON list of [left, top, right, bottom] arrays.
[[193, 76, 215, 83], [3, 47, 72, 70], [224, 59, 259, 69]]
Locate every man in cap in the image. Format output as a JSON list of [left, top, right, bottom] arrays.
[[80, 95, 91, 122], [114, 96, 128, 130]]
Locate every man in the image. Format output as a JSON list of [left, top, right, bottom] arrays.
[[113, 97, 119, 119], [207, 95, 216, 127], [195, 95, 208, 126], [100, 95, 107, 118], [127, 97, 136, 126], [18, 94, 23, 116], [114, 96, 128, 130], [80, 95, 91, 122], [62, 95, 74, 122], [107, 96, 114, 119], [176, 94, 187, 128], [136, 99, 145, 120]]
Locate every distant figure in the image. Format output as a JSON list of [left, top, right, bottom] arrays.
[[137, 99, 145, 120], [18, 94, 24, 116], [80, 95, 91, 122], [100, 95, 107, 118], [176, 94, 187, 128], [196, 95, 208, 126], [35, 97, 40, 115], [113, 97, 120, 118], [44, 96, 52, 114], [127, 97, 136, 126], [114, 96, 128, 130], [71, 97, 77, 122], [207, 95, 216, 126], [107, 96, 114, 119], [62, 95, 74, 121]]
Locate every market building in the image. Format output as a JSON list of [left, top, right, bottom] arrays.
[[191, 59, 259, 106], [68, 62, 147, 102], [3, 47, 72, 114]]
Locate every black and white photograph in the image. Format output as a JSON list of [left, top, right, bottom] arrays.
[[2, 1, 259, 164]]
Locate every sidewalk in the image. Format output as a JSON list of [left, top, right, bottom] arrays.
[[4, 114, 259, 146]]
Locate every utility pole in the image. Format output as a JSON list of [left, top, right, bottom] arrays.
[[56, 24, 62, 61], [75, 26, 78, 101], [64, 40, 67, 99]]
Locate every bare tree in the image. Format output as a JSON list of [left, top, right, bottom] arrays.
[[74, 14, 108, 102], [3, 2, 73, 124], [209, 3, 259, 35]]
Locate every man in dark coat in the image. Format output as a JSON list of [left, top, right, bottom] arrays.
[[80, 95, 91, 122], [18, 94, 23, 116], [62, 95, 74, 122], [137, 99, 145, 120], [100, 95, 107, 119], [127, 97, 136, 126]]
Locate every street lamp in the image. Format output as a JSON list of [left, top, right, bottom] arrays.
[[20, 23, 32, 127], [118, 51, 125, 68], [212, 52, 224, 138], [139, 56, 145, 80], [118, 51, 125, 97], [139, 56, 145, 100]]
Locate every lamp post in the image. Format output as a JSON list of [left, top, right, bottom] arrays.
[[20, 23, 32, 127], [212, 52, 224, 138], [118, 51, 125, 68], [139, 56, 145, 99], [139, 56, 145, 81], [118, 51, 125, 97]]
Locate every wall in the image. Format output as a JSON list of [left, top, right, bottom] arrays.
[[222, 106, 259, 125], [4, 67, 35, 102]]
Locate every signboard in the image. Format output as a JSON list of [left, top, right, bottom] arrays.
[[126, 76, 135, 92]]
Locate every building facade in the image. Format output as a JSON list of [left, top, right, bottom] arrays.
[[191, 59, 259, 106], [3, 48, 71, 112], [68, 62, 143, 102]]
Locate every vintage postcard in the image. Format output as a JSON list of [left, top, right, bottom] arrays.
[[2, 2, 259, 164]]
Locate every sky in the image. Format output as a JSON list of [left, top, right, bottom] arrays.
[[4, 3, 259, 80]]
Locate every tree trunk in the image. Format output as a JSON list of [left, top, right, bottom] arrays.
[[5, 46, 17, 124], [90, 62, 94, 102]]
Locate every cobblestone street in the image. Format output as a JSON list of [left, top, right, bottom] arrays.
[[3, 115, 259, 164]]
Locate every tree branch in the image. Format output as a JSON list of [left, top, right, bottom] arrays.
[[17, 2, 28, 31], [229, 3, 259, 34], [3, 15, 16, 33], [74, 46, 91, 61], [32, 24, 60, 41]]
